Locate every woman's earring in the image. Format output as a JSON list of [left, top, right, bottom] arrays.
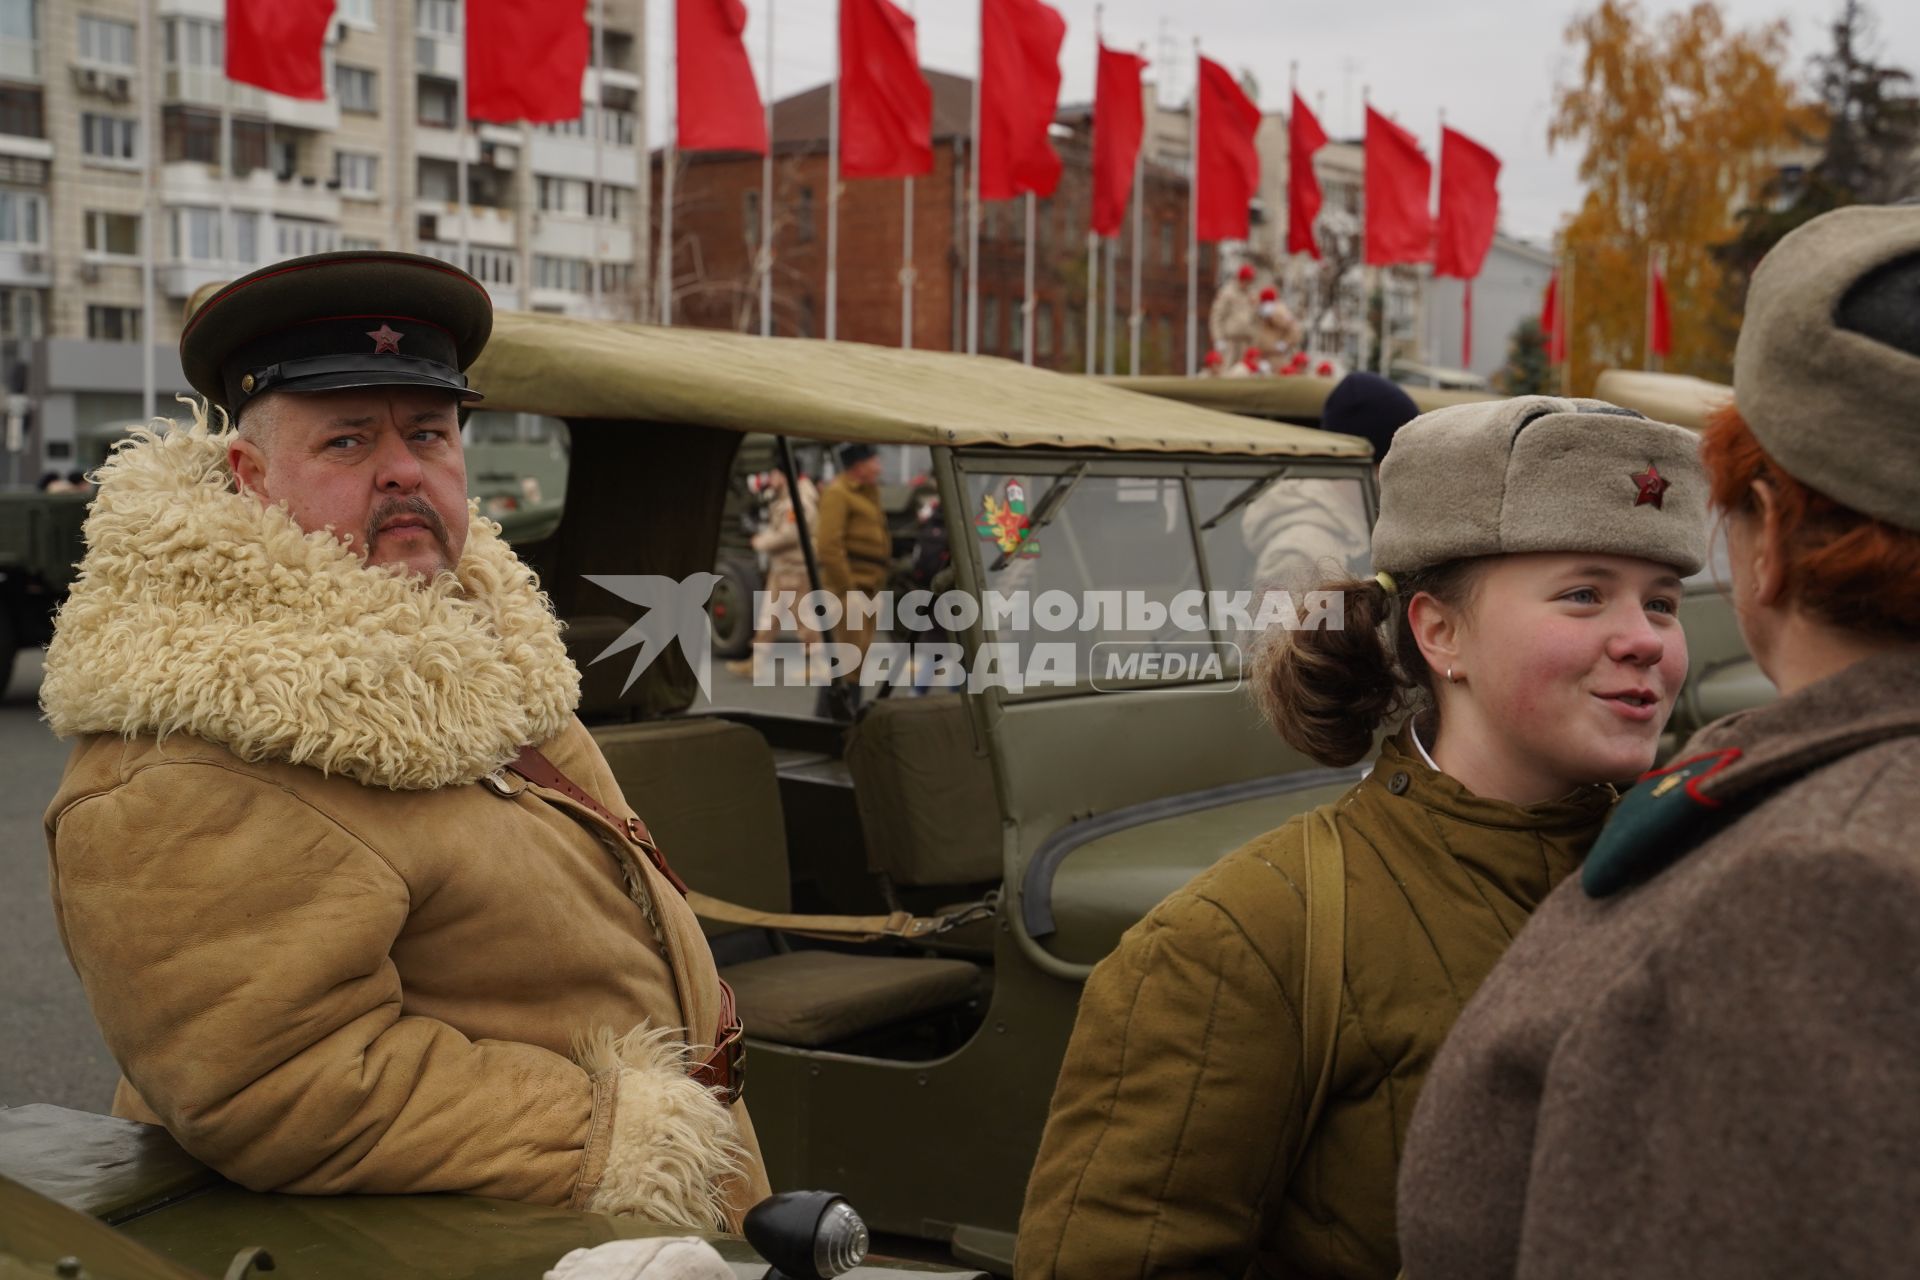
[[1447, 667, 1458, 684]]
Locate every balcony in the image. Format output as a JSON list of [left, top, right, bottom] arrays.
[[415, 201, 516, 248], [416, 33, 461, 79], [531, 214, 632, 263], [163, 66, 338, 132], [160, 163, 342, 222], [415, 123, 479, 165], [160, 259, 227, 300], [0, 37, 38, 82], [528, 120, 638, 185], [418, 240, 522, 309], [0, 245, 50, 287]]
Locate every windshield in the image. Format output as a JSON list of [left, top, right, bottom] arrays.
[[962, 463, 1372, 691]]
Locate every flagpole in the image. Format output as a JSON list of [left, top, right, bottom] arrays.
[[760, 0, 775, 336], [1644, 242, 1653, 371], [900, 174, 914, 347], [659, 0, 677, 325], [1561, 250, 1574, 396], [1129, 41, 1143, 374], [590, 0, 605, 316], [139, 0, 155, 420], [1104, 234, 1116, 374], [1363, 85, 1382, 374], [1185, 38, 1198, 376], [827, 31, 840, 341], [1085, 4, 1102, 376], [456, 11, 470, 277], [220, 73, 233, 278], [967, 15, 981, 355], [1287, 59, 1298, 336], [1023, 192, 1036, 364]]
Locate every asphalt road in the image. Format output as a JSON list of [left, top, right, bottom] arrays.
[[0, 648, 122, 1111]]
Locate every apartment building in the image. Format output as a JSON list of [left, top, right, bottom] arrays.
[[0, 0, 651, 485]]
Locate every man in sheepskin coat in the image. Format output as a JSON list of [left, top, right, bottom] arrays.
[[38, 251, 770, 1230]]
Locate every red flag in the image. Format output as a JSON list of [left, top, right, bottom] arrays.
[[840, 0, 933, 179], [1541, 268, 1566, 364], [1196, 58, 1260, 243], [1288, 91, 1328, 258], [467, 0, 590, 123], [1091, 45, 1147, 236], [980, 0, 1066, 201], [225, 0, 333, 101], [677, 0, 768, 153], [1363, 105, 1433, 265], [1650, 255, 1672, 357], [1434, 126, 1500, 278]]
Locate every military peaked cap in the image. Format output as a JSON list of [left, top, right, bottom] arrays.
[[180, 250, 493, 416]]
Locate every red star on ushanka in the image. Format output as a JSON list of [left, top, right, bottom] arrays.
[[367, 324, 404, 355], [1631, 463, 1669, 509]]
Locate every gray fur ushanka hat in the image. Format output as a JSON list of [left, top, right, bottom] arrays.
[[1371, 396, 1710, 576], [1733, 204, 1920, 532]]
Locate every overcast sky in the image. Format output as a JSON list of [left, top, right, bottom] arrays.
[[640, 0, 1917, 245]]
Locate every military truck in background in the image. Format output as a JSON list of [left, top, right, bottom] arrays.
[[0, 488, 86, 692]]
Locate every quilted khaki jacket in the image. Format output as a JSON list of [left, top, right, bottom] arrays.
[[1017, 727, 1614, 1280], [39, 420, 769, 1228], [815, 472, 890, 595]]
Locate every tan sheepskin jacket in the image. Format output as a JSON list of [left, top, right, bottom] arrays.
[[39, 420, 770, 1228]]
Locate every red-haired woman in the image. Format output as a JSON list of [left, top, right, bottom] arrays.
[[1398, 205, 1920, 1279]]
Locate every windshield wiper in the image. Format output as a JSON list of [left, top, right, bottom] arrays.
[[1199, 467, 1290, 532], [990, 462, 1087, 572]]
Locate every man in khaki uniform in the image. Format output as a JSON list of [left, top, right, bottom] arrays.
[[815, 443, 892, 666], [39, 251, 768, 1229]]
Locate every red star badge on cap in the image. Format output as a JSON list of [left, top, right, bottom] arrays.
[[1631, 463, 1669, 509], [367, 324, 404, 355]]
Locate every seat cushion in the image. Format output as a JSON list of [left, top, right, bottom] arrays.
[[844, 693, 1001, 888], [593, 718, 790, 936], [723, 951, 985, 1049]]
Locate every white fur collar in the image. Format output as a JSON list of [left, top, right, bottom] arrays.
[[40, 416, 580, 790]]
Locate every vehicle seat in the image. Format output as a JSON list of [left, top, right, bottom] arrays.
[[843, 695, 1001, 955], [593, 717, 987, 1049]]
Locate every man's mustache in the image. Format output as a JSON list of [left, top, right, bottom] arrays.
[[365, 496, 452, 552]]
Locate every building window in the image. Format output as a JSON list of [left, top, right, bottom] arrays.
[[743, 189, 759, 248], [0, 286, 42, 340], [162, 105, 218, 164], [418, 158, 455, 203], [77, 13, 135, 67], [417, 77, 455, 128], [416, 0, 457, 36], [1160, 219, 1175, 267], [534, 254, 589, 292], [334, 150, 378, 198], [596, 183, 632, 222], [0, 0, 36, 78], [535, 175, 588, 215], [86, 304, 141, 342], [797, 185, 815, 244], [169, 206, 222, 263], [338, 0, 375, 28], [1036, 303, 1055, 359], [341, 234, 381, 251], [81, 112, 138, 164], [83, 210, 138, 256], [1065, 305, 1083, 364], [335, 63, 377, 114], [982, 295, 1001, 354], [0, 187, 42, 246], [0, 86, 39, 139], [232, 117, 267, 174], [276, 217, 336, 257], [233, 210, 259, 264], [164, 17, 220, 69]]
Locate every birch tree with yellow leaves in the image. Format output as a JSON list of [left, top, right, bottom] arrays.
[[1550, 1, 1816, 393]]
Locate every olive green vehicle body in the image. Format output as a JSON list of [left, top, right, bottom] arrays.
[[0, 1105, 979, 1280]]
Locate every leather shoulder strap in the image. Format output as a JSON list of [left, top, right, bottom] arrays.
[[1290, 807, 1346, 1182]]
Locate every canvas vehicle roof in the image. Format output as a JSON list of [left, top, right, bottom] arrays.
[[1104, 373, 1497, 425], [467, 312, 1370, 459], [1593, 369, 1732, 431]]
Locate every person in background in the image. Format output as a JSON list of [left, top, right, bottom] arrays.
[[1253, 284, 1303, 359], [814, 442, 891, 712], [1018, 394, 1710, 1280], [1397, 205, 1920, 1280], [726, 467, 820, 678]]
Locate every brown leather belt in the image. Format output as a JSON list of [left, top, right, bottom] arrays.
[[506, 745, 745, 1107]]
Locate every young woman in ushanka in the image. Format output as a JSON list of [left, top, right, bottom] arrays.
[[1397, 207, 1920, 1280], [1015, 394, 1711, 1280]]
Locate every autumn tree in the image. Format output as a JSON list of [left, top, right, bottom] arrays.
[[1718, 0, 1920, 313], [1550, 1, 1814, 392]]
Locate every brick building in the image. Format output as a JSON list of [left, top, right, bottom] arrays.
[[658, 70, 1216, 375]]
